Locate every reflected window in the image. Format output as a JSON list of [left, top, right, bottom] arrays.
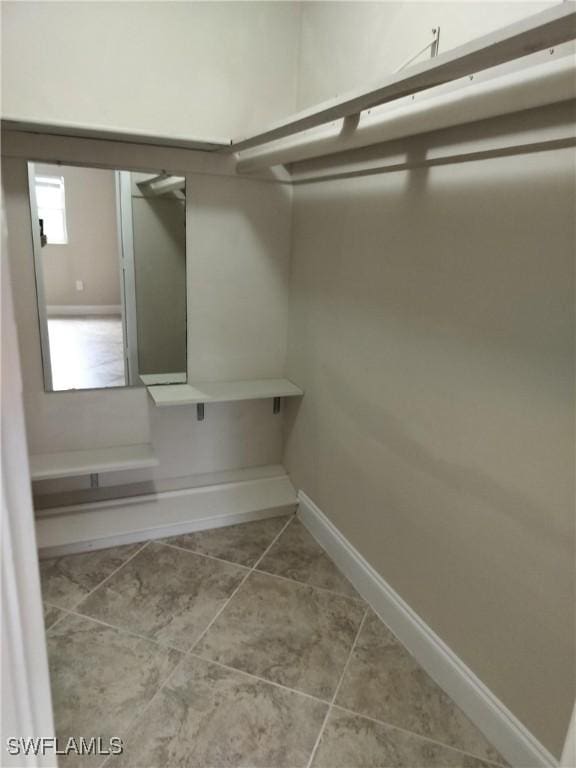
[[35, 174, 68, 245]]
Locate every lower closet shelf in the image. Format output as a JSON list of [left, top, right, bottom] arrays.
[[29, 444, 158, 481]]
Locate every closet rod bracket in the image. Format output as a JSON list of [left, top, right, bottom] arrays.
[[197, 403, 205, 421], [273, 397, 281, 415]]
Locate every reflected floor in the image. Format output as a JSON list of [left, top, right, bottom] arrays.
[[48, 316, 126, 391], [40, 514, 508, 768]]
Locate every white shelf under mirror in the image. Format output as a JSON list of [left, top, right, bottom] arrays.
[[146, 379, 303, 407], [139, 372, 187, 386]]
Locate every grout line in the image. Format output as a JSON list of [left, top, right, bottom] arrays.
[[52, 606, 183, 653], [253, 565, 365, 605], [329, 608, 369, 706], [153, 539, 251, 571], [60, 540, 150, 615], [190, 513, 296, 652], [331, 703, 509, 768], [305, 606, 370, 768], [42, 601, 72, 632], [98, 514, 298, 764], [251, 513, 296, 569], [44, 521, 506, 768], [157, 512, 365, 604], [187, 652, 330, 707]]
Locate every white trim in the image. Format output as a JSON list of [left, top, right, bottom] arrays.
[[560, 704, 576, 768], [36, 474, 297, 557], [28, 162, 53, 391], [46, 305, 122, 316], [297, 490, 558, 768], [1, 208, 56, 765], [117, 171, 140, 384]]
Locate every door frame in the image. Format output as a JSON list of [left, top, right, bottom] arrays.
[[27, 162, 53, 392], [1, 207, 57, 766], [115, 171, 139, 386]]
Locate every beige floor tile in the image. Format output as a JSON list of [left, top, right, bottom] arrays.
[[335, 611, 507, 765], [194, 570, 365, 699], [77, 542, 247, 650], [312, 708, 499, 768], [257, 517, 360, 598], [44, 603, 66, 630], [40, 543, 143, 610], [162, 514, 291, 567], [47, 613, 181, 768], [106, 655, 327, 768]]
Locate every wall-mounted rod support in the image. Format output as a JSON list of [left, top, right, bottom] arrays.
[[197, 403, 205, 421], [273, 397, 281, 415], [90, 473, 99, 489], [431, 27, 441, 59]]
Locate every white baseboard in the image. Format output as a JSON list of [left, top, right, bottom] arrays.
[[46, 305, 122, 316], [297, 490, 558, 768], [36, 474, 297, 557]]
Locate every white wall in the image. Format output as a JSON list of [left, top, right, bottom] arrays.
[[285, 142, 575, 758], [1, 1, 300, 140], [187, 175, 292, 382], [285, 3, 574, 757], [1, 0, 299, 502], [36, 164, 121, 308], [2, 135, 292, 502]]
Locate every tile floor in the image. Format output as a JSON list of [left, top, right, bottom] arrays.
[[40, 513, 508, 768], [48, 316, 126, 391]]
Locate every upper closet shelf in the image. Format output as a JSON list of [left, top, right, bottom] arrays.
[[1, 117, 230, 152], [232, 3, 576, 152], [29, 444, 158, 481], [147, 379, 303, 407]]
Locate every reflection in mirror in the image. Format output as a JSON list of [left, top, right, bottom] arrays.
[[28, 162, 187, 392]]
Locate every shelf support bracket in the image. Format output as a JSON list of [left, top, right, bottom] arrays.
[[396, 26, 441, 73], [197, 403, 205, 421], [90, 473, 99, 489], [273, 397, 281, 415]]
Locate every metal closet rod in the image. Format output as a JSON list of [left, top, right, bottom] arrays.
[[231, 3, 576, 153]]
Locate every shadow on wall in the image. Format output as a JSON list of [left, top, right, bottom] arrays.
[[186, 174, 293, 382], [188, 175, 293, 267], [282, 141, 575, 755]]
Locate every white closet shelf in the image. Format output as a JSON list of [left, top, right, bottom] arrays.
[[147, 379, 303, 407], [1, 117, 230, 153], [232, 3, 576, 152], [139, 372, 187, 386], [29, 444, 158, 481]]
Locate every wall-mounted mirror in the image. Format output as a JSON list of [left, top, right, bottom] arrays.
[[27, 162, 187, 392]]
